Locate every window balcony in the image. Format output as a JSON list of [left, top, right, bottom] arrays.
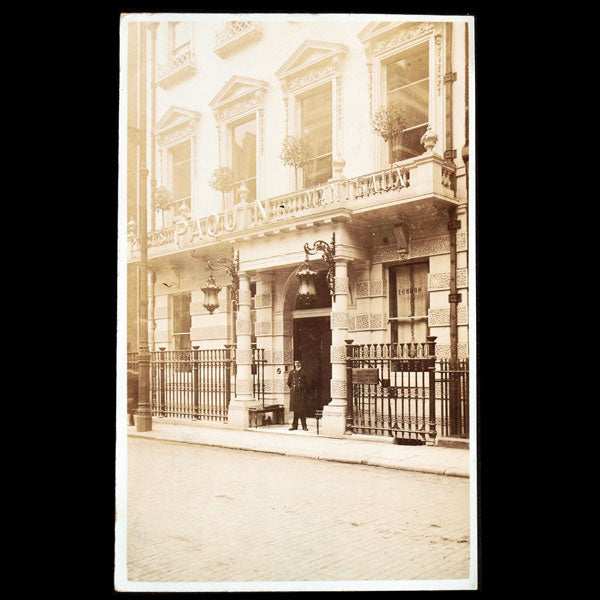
[[155, 43, 197, 88], [213, 22, 262, 58], [127, 152, 458, 262]]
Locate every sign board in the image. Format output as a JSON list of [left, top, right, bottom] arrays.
[[352, 368, 379, 385]]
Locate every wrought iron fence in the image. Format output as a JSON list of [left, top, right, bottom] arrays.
[[346, 340, 438, 444], [127, 347, 235, 422], [437, 359, 469, 438], [252, 347, 266, 407], [345, 339, 470, 444]]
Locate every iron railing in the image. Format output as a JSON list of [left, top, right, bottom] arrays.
[[142, 347, 235, 422], [346, 339, 438, 444], [437, 359, 469, 438], [252, 347, 266, 407]]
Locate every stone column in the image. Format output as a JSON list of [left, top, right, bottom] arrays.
[[320, 258, 350, 438], [227, 271, 259, 428], [255, 275, 275, 406]]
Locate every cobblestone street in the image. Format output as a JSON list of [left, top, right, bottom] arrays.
[[125, 437, 471, 585]]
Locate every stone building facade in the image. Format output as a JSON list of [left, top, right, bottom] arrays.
[[125, 16, 472, 436]]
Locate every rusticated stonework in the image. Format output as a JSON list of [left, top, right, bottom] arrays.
[[369, 313, 386, 330], [330, 345, 348, 364], [331, 312, 349, 330], [255, 293, 273, 309], [335, 277, 349, 295], [428, 307, 468, 327], [356, 281, 370, 298], [369, 280, 386, 297], [235, 348, 254, 365], [428, 269, 468, 291], [190, 326, 228, 340], [238, 290, 252, 306], [235, 379, 254, 395], [434, 343, 469, 359], [356, 313, 370, 330], [255, 321, 273, 336], [330, 380, 347, 398], [272, 349, 293, 365], [236, 319, 253, 335], [273, 319, 293, 336]]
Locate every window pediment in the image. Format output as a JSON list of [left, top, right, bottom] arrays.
[[358, 21, 440, 58], [275, 40, 348, 88], [209, 76, 269, 120], [154, 106, 201, 145]]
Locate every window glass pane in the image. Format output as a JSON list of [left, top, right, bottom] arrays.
[[173, 22, 191, 48], [300, 86, 332, 158], [172, 141, 191, 202], [390, 124, 427, 162], [386, 45, 429, 92], [392, 263, 429, 344], [387, 79, 429, 128], [304, 154, 332, 188], [231, 119, 256, 184], [301, 85, 332, 188]]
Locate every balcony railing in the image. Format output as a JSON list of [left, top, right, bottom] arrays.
[[214, 21, 262, 57], [156, 43, 196, 88], [127, 153, 456, 260]]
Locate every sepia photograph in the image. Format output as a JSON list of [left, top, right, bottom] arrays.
[[116, 12, 476, 592]]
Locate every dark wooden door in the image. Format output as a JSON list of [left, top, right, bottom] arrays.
[[293, 317, 331, 417]]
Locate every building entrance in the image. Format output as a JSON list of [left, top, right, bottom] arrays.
[[292, 316, 331, 418]]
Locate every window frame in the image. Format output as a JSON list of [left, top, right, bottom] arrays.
[[227, 113, 258, 209], [295, 82, 334, 189], [167, 139, 192, 216], [369, 27, 442, 171]]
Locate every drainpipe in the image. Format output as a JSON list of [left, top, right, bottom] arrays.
[[444, 22, 461, 436], [149, 22, 158, 233], [149, 268, 156, 350]]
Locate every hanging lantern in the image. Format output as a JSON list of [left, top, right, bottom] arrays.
[[201, 274, 221, 314], [296, 257, 318, 309]]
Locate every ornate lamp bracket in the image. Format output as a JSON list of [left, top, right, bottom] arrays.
[[192, 250, 240, 312], [303, 232, 336, 299]]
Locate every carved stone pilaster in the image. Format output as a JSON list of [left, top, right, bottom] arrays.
[[236, 319, 253, 335], [331, 312, 349, 330], [330, 345, 348, 364]]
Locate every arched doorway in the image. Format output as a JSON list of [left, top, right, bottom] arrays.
[[285, 269, 332, 417]]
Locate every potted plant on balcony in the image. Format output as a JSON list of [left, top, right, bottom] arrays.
[[279, 135, 314, 191], [152, 185, 174, 228], [370, 104, 408, 162], [209, 166, 234, 207]]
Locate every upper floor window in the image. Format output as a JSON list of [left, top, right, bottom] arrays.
[[385, 44, 429, 163], [230, 116, 256, 205], [299, 84, 332, 188], [170, 140, 191, 215], [170, 22, 191, 53]]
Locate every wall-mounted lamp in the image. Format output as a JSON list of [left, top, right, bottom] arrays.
[[193, 250, 240, 315], [302, 232, 336, 300]]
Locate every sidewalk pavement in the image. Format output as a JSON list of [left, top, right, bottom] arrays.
[[127, 419, 470, 478]]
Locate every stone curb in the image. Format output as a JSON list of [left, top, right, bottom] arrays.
[[127, 432, 469, 478]]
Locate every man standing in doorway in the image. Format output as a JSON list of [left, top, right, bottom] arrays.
[[287, 359, 310, 431]]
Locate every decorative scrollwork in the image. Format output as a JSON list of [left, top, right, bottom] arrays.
[[303, 232, 336, 299]]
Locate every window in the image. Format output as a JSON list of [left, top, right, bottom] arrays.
[[300, 85, 332, 188], [389, 263, 429, 344], [385, 44, 429, 163], [172, 292, 191, 351], [170, 140, 191, 214], [170, 21, 191, 54], [230, 117, 256, 205]]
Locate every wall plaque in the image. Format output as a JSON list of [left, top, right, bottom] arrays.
[[352, 368, 379, 385]]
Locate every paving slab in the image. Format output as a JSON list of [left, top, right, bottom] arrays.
[[126, 421, 470, 478]]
